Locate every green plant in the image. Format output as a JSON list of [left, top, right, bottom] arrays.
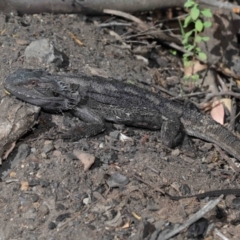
[[180, 0, 212, 81]]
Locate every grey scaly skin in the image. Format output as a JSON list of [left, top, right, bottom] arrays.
[[4, 68, 240, 161]]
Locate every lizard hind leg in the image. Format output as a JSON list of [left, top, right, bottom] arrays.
[[160, 119, 185, 148]]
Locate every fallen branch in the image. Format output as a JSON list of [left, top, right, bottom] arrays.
[[0, 0, 186, 15], [1, 0, 240, 15]]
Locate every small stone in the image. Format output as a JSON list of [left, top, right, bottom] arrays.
[[56, 203, 66, 211], [41, 152, 47, 159], [52, 150, 62, 157], [102, 152, 118, 164], [63, 153, 78, 161], [106, 172, 129, 188], [29, 161, 39, 171], [113, 124, 125, 130], [22, 208, 37, 220], [43, 199, 55, 211], [9, 172, 16, 177], [99, 142, 105, 148], [24, 38, 63, 67], [31, 195, 39, 202], [12, 144, 31, 167], [200, 142, 213, 152], [73, 149, 95, 171], [20, 15, 32, 26], [188, 218, 208, 238], [48, 221, 57, 230], [39, 204, 49, 216], [171, 149, 180, 156], [40, 180, 50, 188], [28, 179, 40, 187], [20, 181, 29, 191], [232, 198, 240, 209], [16, 39, 30, 46], [31, 148, 36, 153], [43, 141, 55, 154], [56, 213, 71, 222], [83, 197, 91, 205], [109, 131, 120, 139]]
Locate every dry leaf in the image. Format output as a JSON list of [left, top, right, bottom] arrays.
[[210, 100, 224, 125], [121, 221, 131, 229], [220, 98, 232, 113], [73, 149, 95, 171], [69, 32, 84, 46], [184, 60, 207, 76], [236, 80, 240, 87]]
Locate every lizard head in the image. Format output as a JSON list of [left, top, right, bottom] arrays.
[[4, 69, 80, 111]]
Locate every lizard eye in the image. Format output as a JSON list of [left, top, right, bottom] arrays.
[[25, 80, 38, 87]]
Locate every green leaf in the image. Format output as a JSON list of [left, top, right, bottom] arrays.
[[190, 6, 200, 21], [183, 53, 192, 58], [203, 21, 212, 28], [169, 49, 177, 55], [184, 30, 194, 39], [195, 19, 203, 32], [201, 9, 212, 18], [183, 15, 192, 28], [184, 75, 191, 80], [198, 52, 207, 61], [184, 0, 195, 8], [201, 36, 210, 42], [183, 56, 188, 62], [182, 38, 188, 45], [178, 19, 185, 36], [184, 60, 193, 67], [182, 30, 194, 45], [195, 36, 202, 43], [186, 45, 194, 52], [191, 74, 200, 81], [195, 47, 201, 52]]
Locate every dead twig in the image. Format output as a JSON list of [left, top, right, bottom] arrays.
[[214, 145, 240, 174], [103, 9, 148, 30], [170, 91, 209, 100], [97, 22, 132, 28], [159, 195, 224, 240], [203, 91, 240, 103], [214, 228, 230, 240], [133, 173, 165, 195]]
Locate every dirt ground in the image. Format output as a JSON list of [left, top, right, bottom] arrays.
[[0, 12, 240, 240]]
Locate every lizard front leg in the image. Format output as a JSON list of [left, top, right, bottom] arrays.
[[60, 106, 106, 141]]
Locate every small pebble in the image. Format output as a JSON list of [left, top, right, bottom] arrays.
[[106, 172, 129, 188], [48, 221, 57, 230], [43, 141, 55, 153], [232, 198, 240, 209], [109, 130, 120, 139]]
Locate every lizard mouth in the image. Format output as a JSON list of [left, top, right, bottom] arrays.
[[4, 69, 80, 111]]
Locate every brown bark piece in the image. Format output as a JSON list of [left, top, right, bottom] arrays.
[[0, 96, 40, 161], [0, 0, 186, 15]]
